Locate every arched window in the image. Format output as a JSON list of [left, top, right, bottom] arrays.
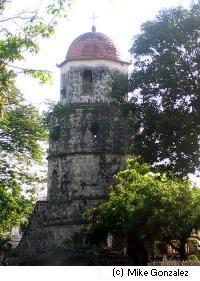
[[82, 69, 92, 95]]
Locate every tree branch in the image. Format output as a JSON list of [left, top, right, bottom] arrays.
[[0, 15, 34, 23], [6, 63, 53, 74]]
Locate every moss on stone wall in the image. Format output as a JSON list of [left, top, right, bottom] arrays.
[[48, 103, 76, 119], [108, 72, 128, 104]]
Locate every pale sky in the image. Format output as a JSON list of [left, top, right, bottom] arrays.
[[13, 0, 192, 108], [7, 0, 199, 191]]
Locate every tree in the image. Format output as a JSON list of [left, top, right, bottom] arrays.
[[84, 159, 200, 264], [0, 89, 48, 237], [129, 1, 200, 178], [0, 0, 73, 112], [0, 0, 73, 238], [0, 234, 13, 262]]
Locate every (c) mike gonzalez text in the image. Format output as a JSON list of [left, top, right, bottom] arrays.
[[112, 268, 189, 278]]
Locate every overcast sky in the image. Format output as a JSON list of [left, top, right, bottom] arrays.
[[10, 0, 191, 108]]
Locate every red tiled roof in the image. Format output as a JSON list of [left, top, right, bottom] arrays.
[[66, 30, 121, 61]]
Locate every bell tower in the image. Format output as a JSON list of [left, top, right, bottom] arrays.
[[12, 27, 132, 264], [47, 26, 130, 202]]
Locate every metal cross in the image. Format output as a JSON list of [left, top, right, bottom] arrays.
[[90, 12, 98, 26]]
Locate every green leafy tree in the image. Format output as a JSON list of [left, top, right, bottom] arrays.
[[0, 0, 74, 238], [84, 159, 200, 264], [0, 89, 48, 237], [0, 234, 13, 262], [0, 0, 73, 112], [129, 1, 200, 178]]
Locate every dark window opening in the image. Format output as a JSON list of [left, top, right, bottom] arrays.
[[90, 122, 100, 138], [82, 69, 92, 95]]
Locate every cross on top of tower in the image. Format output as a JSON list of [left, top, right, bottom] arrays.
[[90, 12, 98, 32]]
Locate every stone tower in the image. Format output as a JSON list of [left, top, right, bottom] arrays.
[[12, 27, 132, 264]]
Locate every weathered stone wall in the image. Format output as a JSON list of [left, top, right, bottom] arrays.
[[60, 62, 128, 104], [60, 59, 128, 76], [11, 248, 131, 265], [11, 53, 135, 263], [60, 66, 111, 103], [15, 198, 102, 257], [13, 104, 133, 259], [47, 154, 128, 201], [48, 105, 133, 201], [49, 105, 132, 154]]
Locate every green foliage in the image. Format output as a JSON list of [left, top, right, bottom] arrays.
[[0, 0, 73, 111], [0, 180, 34, 235], [0, 1, 74, 241], [109, 72, 128, 104], [45, 102, 76, 141], [0, 0, 74, 248], [45, 102, 76, 124], [24, 70, 52, 85], [0, 89, 47, 237], [0, 234, 13, 259], [0, 90, 48, 162], [129, 1, 200, 177], [84, 158, 200, 261], [63, 232, 95, 251], [49, 125, 61, 141], [47, 0, 73, 17]]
